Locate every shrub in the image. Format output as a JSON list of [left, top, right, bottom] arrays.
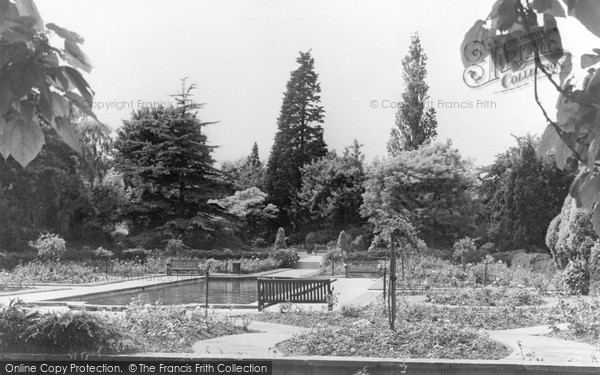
[[452, 237, 478, 268], [29, 233, 67, 262], [11, 261, 105, 284], [322, 248, 345, 266], [165, 238, 187, 254], [270, 248, 299, 268], [563, 260, 589, 295], [589, 241, 600, 295], [336, 231, 351, 252], [305, 232, 318, 251], [252, 237, 268, 248], [24, 311, 138, 354], [546, 195, 597, 294], [118, 300, 248, 352], [341, 305, 362, 318], [425, 287, 544, 307], [0, 303, 137, 354], [274, 228, 287, 250]]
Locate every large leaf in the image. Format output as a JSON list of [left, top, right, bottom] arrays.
[[559, 53, 573, 87], [54, 116, 81, 153], [0, 43, 28, 70], [581, 52, 600, 69], [63, 40, 93, 73], [63, 66, 94, 103], [0, 82, 13, 115], [543, 14, 563, 63], [64, 91, 97, 120], [489, 0, 519, 32], [538, 124, 562, 156], [587, 137, 600, 169], [14, 0, 43, 30], [2, 117, 44, 167], [46, 23, 84, 43], [579, 174, 600, 209], [566, 0, 600, 38], [532, 0, 566, 17]]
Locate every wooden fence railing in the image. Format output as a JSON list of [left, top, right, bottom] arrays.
[[257, 278, 335, 311]]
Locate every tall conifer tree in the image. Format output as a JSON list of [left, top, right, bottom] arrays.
[[265, 51, 327, 225], [387, 33, 437, 154]]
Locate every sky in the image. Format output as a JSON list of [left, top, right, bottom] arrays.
[[35, 0, 599, 166]]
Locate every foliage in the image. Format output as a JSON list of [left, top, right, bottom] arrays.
[[210, 187, 278, 241], [546, 194, 597, 294], [0, 129, 95, 254], [256, 298, 557, 332], [0, 0, 97, 167], [29, 233, 66, 261], [549, 298, 600, 346], [0, 302, 137, 354], [336, 230, 351, 252], [322, 248, 345, 267], [387, 32, 437, 155], [478, 135, 575, 251], [452, 237, 478, 266], [165, 238, 187, 254], [361, 141, 476, 248], [269, 248, 299, 268], [92, 246, 113, 259], [264, 50, 328, 225], [463, 1, 600, 236], [277, 321, 508, 359], [24, 310, 137, 354], [117, 300, 249, 352], [114, 83, 234, 249], [274, 227, 287, 250], [298, 141, 366, 227], [425, 287, 544, 307], [77, 119, 113, 188], [221, 142, 265, 191]]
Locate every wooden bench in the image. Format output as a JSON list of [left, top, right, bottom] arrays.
[[313, 244, 328, 254], [345, 261, 382, 278], [166, 258, 202, 276], [257, 277, 335, 311]]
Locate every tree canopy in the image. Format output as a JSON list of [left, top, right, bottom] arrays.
[[114, 84, 232, 248], [362, 140, 476, 248], [479, 135, 575, 251]]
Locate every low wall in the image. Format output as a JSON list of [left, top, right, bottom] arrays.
[[1, 353, 599, 375]]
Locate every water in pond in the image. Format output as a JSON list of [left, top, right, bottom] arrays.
[[73, 279, 257, 306]]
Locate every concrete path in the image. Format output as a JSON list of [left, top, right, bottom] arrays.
[[489, 325, 600, 364], [0, 274, 203, 306], [191, 321, 307, 356]]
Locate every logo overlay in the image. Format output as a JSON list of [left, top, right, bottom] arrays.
[[463, 26, 567, 91]]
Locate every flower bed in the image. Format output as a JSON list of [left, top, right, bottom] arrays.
[[276, 320, 509, 359], [254, 299, 562, 359], [0, 300, 250, 354], [115, 299, 251, 352], [424, 287, 544, 307], [547, 298, 600, 347]]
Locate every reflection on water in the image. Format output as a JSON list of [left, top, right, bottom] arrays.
[[79, 278, 257, 305]]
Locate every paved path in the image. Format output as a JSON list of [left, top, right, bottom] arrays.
[[489, 324, 600, 364], [191, 321, 307, 356]]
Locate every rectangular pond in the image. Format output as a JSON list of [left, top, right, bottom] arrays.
[[53, 278, 258, 306]]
